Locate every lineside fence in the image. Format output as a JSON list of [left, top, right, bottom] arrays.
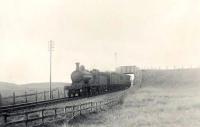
[[0, 88, 64, 107], [0, 94, 124, 127], [140, 66, 200, 70]]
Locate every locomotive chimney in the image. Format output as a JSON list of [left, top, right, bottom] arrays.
[[75, 62, 80, 71]]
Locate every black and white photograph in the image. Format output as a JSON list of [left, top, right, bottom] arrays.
[[0, 0, 200, 127]]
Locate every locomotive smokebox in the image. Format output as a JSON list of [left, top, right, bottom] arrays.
[[71, 63, 93, 83]]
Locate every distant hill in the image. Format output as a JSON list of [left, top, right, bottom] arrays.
[[141, 68, 200, 87], [0, 82, 21, 96], [0, 82, 71, 97], [21, 82, 70, 90], [0, 81, 19, 91]]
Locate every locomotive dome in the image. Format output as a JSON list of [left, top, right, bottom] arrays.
[[79, 65, 85, 71]]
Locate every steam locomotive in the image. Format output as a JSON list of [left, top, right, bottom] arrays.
[[64, 63, 131, 98]]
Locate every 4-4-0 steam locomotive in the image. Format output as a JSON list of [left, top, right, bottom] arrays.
[[64, 63, 131, 98]]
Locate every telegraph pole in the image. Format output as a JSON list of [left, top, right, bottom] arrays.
[[48, 40, 54, 99]]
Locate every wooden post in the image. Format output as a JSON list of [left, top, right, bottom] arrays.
[[25, 91, 28, 103], [41, 110, 44, 122], [96, 102, 98, 111], [13, 92, 15, 105], [35, 90, 37, 102], [80, 104, 82, 115], [3, 114, 7, 124], [25, 112, 28, 127], [90, 102, 92, 112], [54, 108, 57, 118], [44, 91, 46, 101], [52, 90, 54, 99], [64, 107, 66, 114], [0, 93, 2, 106], [99, 101, 101, 110], [57, 89, 60, 98], [72, 106, 75, 117]]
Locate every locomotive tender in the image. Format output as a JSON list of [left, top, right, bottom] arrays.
[[64, 63, 131, 98]]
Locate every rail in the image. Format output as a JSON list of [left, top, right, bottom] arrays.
[[0, 94, 123, 127]]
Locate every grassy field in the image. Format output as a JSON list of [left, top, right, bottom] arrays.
[[60, 83, 200, 127]]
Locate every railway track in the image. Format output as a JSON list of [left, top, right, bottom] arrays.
[[0, 88, 128, 114], [0, 97, 72, 113]]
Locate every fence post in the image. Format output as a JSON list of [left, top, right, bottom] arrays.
[[96, 102, 98, 111], [25, 112, 28, 127], [80, 104, 82, 115], [42, 110, 44, 123], [72, 106, 75, 117], [100, 101, 102, 110], [99, 101, 101, 110], [57, 89, 60, 99], [13, 92, 15, 105], [90, 102, 92, 112], [25, 90, 28, 103], [3, 114, 7, 124], [54, 108, 57, 118], [64, 107, 66, 114], [44, 91, 46, 101], [52, 90, 54, 99], [35, 90, 37, 102], [0, 93, 2, 106]]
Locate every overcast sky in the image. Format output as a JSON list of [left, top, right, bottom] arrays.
[[0, 0, 200, 84]]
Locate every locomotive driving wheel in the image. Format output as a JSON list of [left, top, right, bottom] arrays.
[[68, 90, 75, 98]]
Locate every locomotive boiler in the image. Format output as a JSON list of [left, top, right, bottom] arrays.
[[64, 63, 131, 98]]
